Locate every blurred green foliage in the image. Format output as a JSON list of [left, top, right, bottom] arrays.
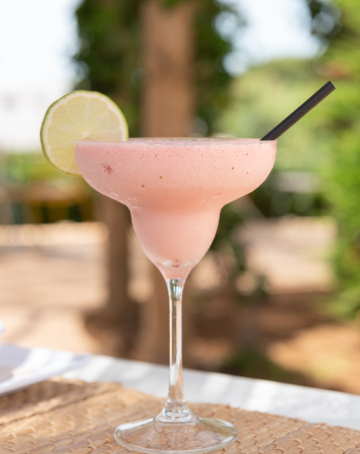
[[222, 347, 307, 385], [2, 153, 93, 224], [4, 153, 64, 184], [307, 0, 360, 319], [74, 0, 143, 135], [211, 203, 246, 277]]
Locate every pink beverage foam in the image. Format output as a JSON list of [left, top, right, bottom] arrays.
[[75, 138, 276, 279]]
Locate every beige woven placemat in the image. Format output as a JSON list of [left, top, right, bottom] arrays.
[[1, 378, 360, 454]]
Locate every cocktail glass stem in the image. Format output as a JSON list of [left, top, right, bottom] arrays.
[[156, 278, 194, 423], [114, 273, 238, 454]]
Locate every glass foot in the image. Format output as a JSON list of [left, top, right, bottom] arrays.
[[114, 415, 237, 454], [115, 417, 237, 454]]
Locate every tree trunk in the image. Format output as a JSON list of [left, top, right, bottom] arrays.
[[85, 195, 136, 356], [102, 196, 132, 322], [134, 0, 196, 365], [141, 0, 195, 137]]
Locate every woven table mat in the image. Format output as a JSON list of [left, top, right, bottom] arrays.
[[1, 378, 360, 454]]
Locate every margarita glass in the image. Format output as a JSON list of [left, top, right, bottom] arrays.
[[74, 138, 277, 454]]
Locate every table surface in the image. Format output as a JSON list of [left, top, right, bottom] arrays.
[[64, 355, 360, 431]]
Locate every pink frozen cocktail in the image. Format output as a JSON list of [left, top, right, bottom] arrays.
[[75, 138, 276, 279]]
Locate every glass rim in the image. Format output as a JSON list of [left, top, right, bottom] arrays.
[[75, 137, 276, 145]]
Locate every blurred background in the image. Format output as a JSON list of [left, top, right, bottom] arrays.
[[1, 0, 360, 394]]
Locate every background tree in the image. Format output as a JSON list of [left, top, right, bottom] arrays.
[[74, 0, 244, 360]]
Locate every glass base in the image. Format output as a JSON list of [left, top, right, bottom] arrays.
[[114, 414, 238, 454]]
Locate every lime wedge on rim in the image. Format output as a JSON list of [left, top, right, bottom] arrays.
[[40, 90, 128, 176]]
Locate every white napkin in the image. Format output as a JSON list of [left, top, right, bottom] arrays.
[[0, 344, 90, 395]]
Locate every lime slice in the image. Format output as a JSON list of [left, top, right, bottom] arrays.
[[40, 90, 128, 176]]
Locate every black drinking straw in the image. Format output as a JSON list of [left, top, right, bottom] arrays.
[[261, 81, 336, 141]]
